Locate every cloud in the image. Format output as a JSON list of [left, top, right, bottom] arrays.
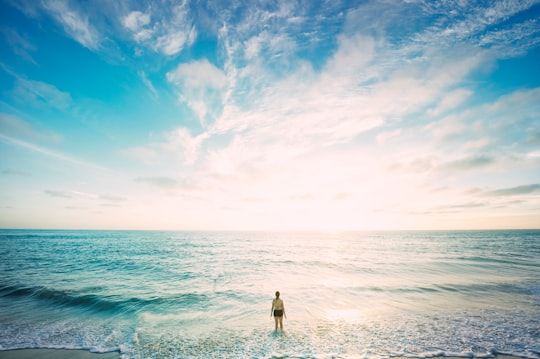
[[41, 0, 101, 50], [167, 59, 227, 90], [121, 2, 196, 56], [11, 78, 73, 111], [162, 128, 209, 165], [135, 176, 179, 188], [44, 190, 72, 198], [376, 129, 402, 144], [289, 193, 316, 201], [1, 27, 37, 64], [156, 27, 196, 56], [167, 59, 227, 125], [422, 87, 540, 169], [428, 89, 473, 116], [1, 170, 30, 177], [124, 128, 208, 166], [126, 2, 539, 205], [99, 195, 127, 202], [410, 0, 539, 53], [486, 184, 540, 197], [139, 71, 158, 98], [122, 146, 158, 165], [440, 155, 496, 173], [122, 11, 150, 32], [0, 133, 113, 173], [0, 113, 62, 143], [45, 189, 127, 203], [324, 33, 375, 78]]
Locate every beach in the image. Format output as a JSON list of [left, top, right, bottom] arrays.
[[0, 349, 118, 359]]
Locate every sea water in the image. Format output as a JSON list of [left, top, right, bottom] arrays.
[[0, 230, 538, 359]]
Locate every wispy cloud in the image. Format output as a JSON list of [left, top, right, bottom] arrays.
[[486, 184, 540, 197], [44, 189, 127, 203], [99, 195, 127, 202], [125, 2, 540, 210], [121, 1, 196, 56], [167, 59, 227, 126], [410, 0, 540, 53], [139, 71, 158, 98], [0, 113, 62, 143], [135, 176, 179, 188], [0, 27, 37, 64], [11, 78, 73, 111], [124, 128, 208, 166], [44, 190, 72, 198], [0, 133, 113, 173], [428, 89, 473, 117], [3, 0, 539, 230], [441, 155, 496, 173], [41, 0, 101, 50], [1, 169, 30, 177]]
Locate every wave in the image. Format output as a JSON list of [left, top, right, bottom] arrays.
[[0, 283, 209, 315]]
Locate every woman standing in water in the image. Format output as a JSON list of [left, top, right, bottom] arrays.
[[271, 291, 286, 331]]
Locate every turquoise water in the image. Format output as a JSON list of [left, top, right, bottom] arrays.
[[0, 230, 539, 358]]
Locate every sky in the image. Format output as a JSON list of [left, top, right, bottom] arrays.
[[0, 0, 539, 231]]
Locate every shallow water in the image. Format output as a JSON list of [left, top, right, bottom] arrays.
[[0, 230, 539, 358]]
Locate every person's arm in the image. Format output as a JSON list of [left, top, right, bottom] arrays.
[[271, 299, 275, 316], [283, 301, 287, 319]]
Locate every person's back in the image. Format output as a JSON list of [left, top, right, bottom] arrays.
[[271, 291, 286, 331], [273, 298, 283, 310]]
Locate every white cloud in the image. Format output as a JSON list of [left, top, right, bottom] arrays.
[[113, 1, 540, 229], [122, 11, 150, 32], [122, 146, 158, 165], [167, 59, 227, 125], [324, 33, 375, 78], [429, 89, 473, 116], [124, 128, 209, 166], [163, 128, 209, 165], [377, 129, 402, 144], [41, 0, 100, 50], [122, 10, 153, 42], [167, 59, 227, 90], [156, 29, 194, 56], [121, 2, 196, 56]]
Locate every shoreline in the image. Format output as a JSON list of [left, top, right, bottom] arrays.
[[0, 350, 533, 359], [0, 349, 119, 359]]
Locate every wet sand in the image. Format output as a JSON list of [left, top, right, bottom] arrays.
[[0, 349, 119, 359]]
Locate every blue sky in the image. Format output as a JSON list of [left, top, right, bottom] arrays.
[[1, 0, 539, 230]]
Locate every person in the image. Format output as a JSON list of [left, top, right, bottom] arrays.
[[271, 290, 286, 331]]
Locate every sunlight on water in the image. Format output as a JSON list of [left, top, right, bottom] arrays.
[[324, 308, 362, 322]]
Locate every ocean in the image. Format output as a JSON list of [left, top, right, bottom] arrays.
[[0, 230, 538, 359]]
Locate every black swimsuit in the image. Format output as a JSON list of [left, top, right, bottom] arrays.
[[273, 309, 283, 317]]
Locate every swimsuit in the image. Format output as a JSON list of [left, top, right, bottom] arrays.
[[273, 309, 283, 317]]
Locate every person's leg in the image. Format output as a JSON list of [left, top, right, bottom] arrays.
[[279, 317, 283, 331], [274, 316, 278, 331]]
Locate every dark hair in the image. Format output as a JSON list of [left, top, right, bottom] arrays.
[[275, 291, 280, 298]]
